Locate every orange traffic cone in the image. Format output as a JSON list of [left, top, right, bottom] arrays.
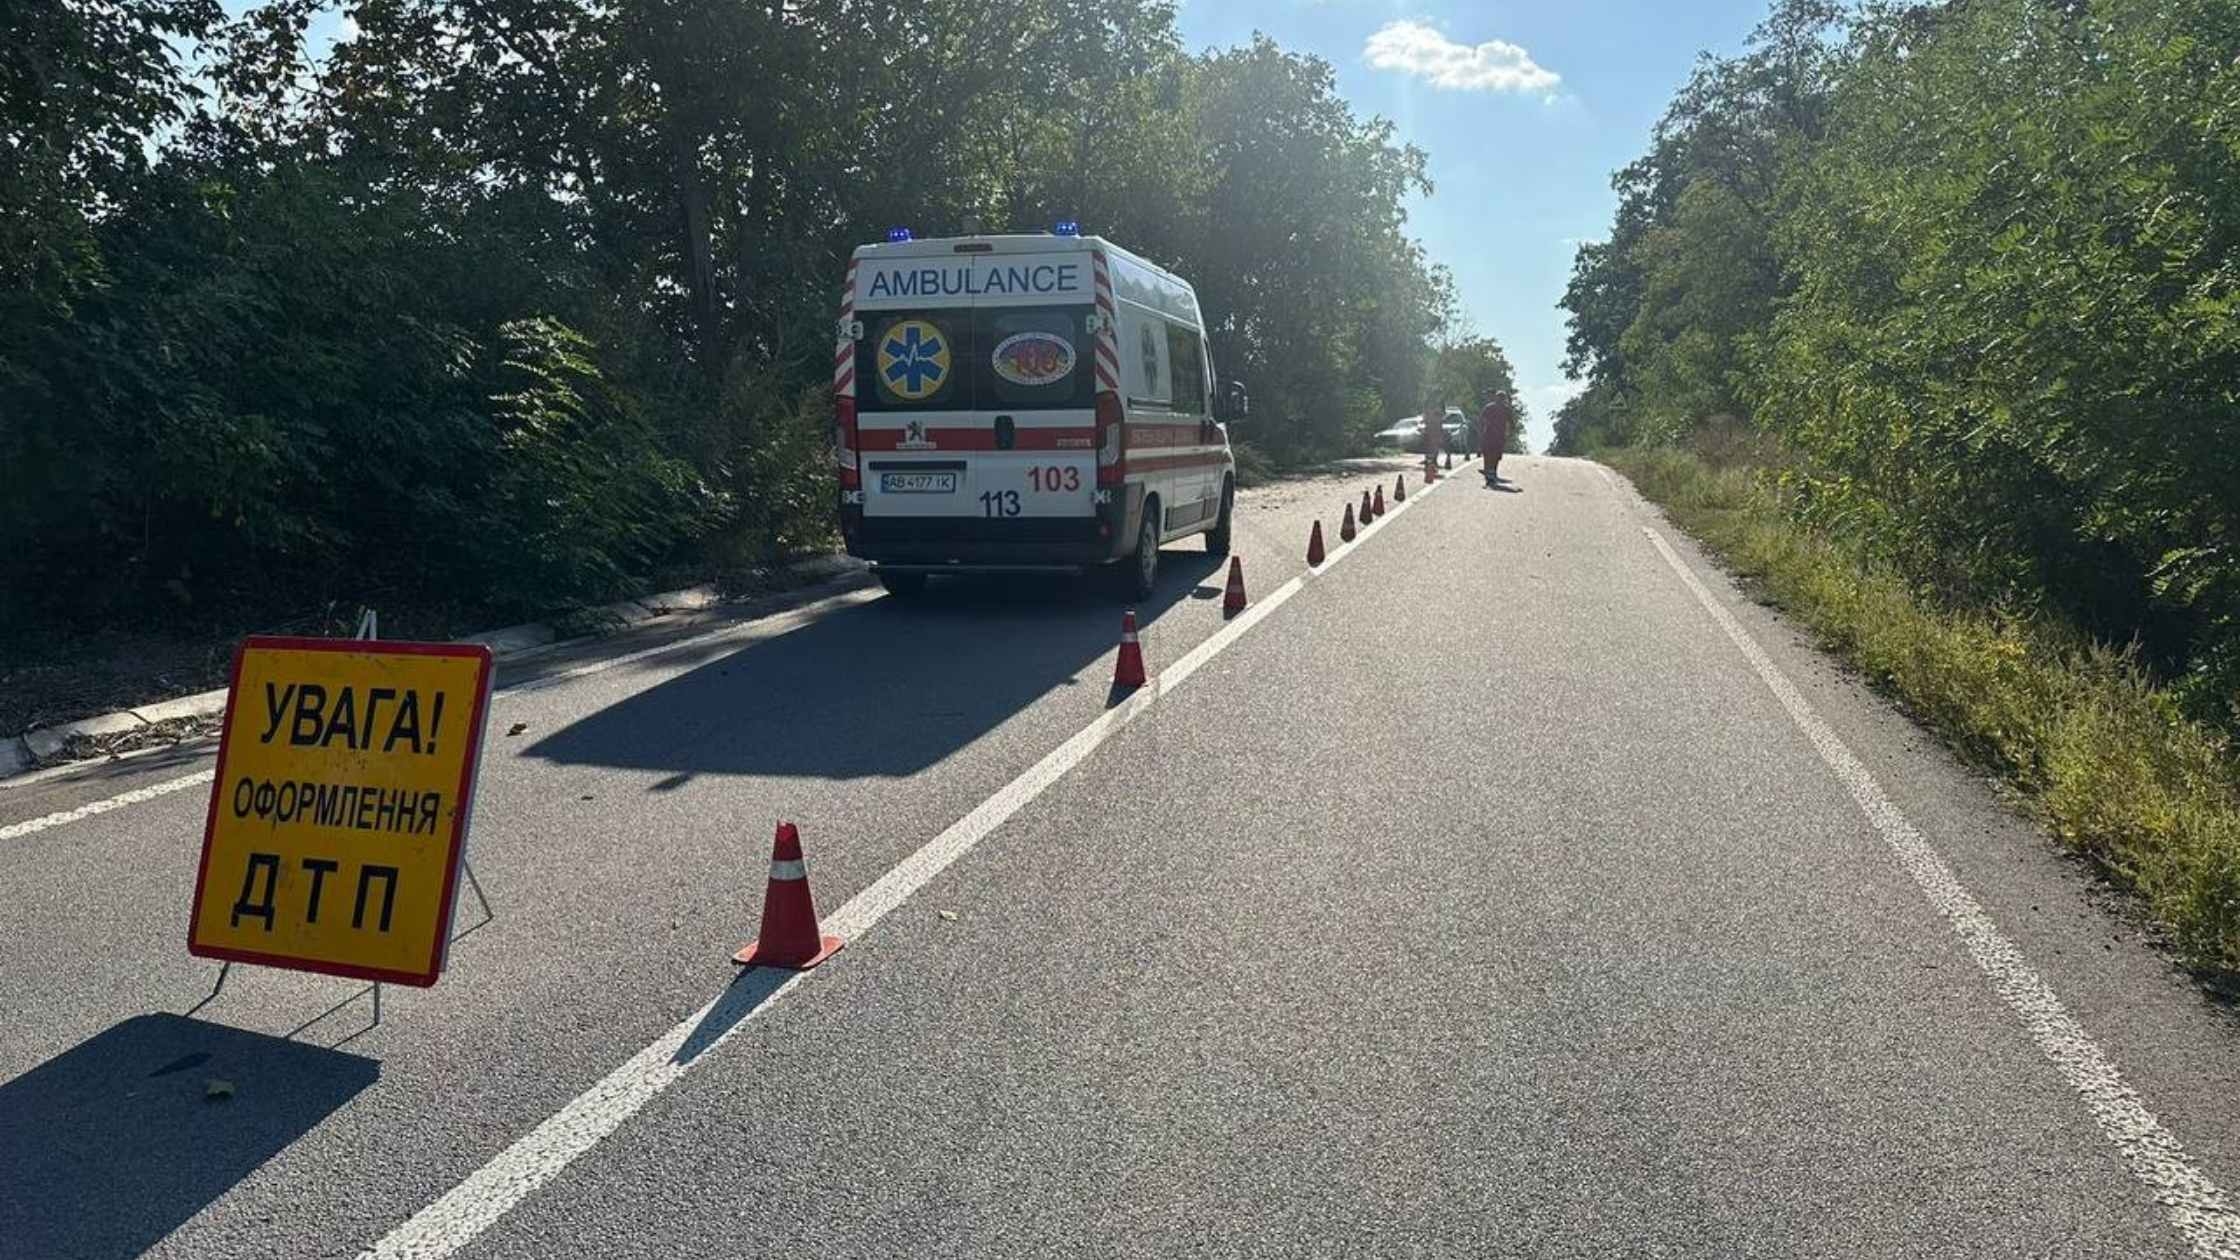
[[1340, 502, 1357, 542], [1360, 489, 1375, 523], [1113, 610, 1147, 688], [1222, 556, 1247, 617], [1394, 474, 1406, 503], [1307, 520, 1326, 566], [1373, 484, 1386, 517], [733, 822, 843, 970]]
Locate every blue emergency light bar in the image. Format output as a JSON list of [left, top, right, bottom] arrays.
[[886, 227, 913, 243], [1053, 219, 1081, 237]]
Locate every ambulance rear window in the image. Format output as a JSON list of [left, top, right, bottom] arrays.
[[983, 308, 1091, 410], [856, 306, 1093, 412], [862, 312, 966, 411]]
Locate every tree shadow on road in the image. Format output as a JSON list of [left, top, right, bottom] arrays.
[[0, 1013, 377, 1260], [522, 550, 1223, 781]]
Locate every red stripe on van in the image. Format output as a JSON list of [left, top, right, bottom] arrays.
[[1128, 423, 1209, 448], [857, 427, 1098, 452], [1128, 451, 1230, 473]]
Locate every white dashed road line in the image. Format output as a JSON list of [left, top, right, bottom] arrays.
[[357, 462, 1465, 1260], [1, 466, 1431, 843], [0, 586, 884, 838], [0, 769, 215, 842], [1643, 522, 2240, 1259]]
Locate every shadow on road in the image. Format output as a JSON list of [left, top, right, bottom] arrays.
[[0, 1013, 377, 1260], [675, 964, 795, 1063], [1480, 475, 1525, 494], [524, 550, 1224, 781]]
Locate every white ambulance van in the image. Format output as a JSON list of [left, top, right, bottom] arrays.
[[831, 226, 1247, 598]]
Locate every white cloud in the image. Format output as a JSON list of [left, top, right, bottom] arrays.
[[1530, 380, 1585, 413], [1363, 20, 1560, 95]]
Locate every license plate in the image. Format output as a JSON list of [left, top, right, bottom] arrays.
[[881, 472, 957, 494]]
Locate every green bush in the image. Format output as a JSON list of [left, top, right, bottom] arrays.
[[701, 375, 840, 580], [485, 318, 724, 605], [1228, 440, 1277, 489], [0, 151, 731, 643]]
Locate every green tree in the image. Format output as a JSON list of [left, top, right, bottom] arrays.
[[1752, 0, 2240, 714], [1553, 0, 1846, 449], [2, 0, 1472, 646], [1428, 335, 1519, 414], [1615, 179, 1779, 443]]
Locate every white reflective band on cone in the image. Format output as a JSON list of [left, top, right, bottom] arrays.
[[769, 858, 807, 881]]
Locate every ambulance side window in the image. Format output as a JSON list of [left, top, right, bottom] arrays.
[[1130, 316, 1169, 407], [1165, 323, 1207, 418]]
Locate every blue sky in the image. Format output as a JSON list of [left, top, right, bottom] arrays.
[[1177, 0, 1769, 447]]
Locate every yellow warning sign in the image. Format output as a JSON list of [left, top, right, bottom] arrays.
[[188, 636, 494, 986]]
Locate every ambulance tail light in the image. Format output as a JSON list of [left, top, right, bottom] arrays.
[[1095, 392, 1124, 487], [835, 394, 860, 491]]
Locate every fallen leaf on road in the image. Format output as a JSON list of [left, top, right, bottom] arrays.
[[506, 722, 527, 736], [937, 910, 958, 922], [205, 1079, 234, 1101]]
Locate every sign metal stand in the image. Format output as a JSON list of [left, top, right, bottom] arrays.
[[185, 607, 497, 1033]]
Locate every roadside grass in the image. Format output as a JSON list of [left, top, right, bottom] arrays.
[[1604, 445, 2240, 978]]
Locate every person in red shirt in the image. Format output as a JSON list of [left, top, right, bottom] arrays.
[[1478, 393, 1514, 483]]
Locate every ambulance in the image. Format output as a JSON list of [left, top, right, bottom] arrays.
[[831, 224, 1248, 598]]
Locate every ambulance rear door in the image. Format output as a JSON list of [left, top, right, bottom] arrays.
[[853, 251, 1098, 525]]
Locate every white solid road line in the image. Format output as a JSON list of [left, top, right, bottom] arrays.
[[1643, 524, 2240, 1259], [358, 463, 1464, 1260]]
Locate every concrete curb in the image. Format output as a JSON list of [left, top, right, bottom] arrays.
[[132, 687, 232, 725], [22, 710, 150, 763], [468, 622, 558, 656], [641, 583, 722, 613], [4, 557, 863, 785]]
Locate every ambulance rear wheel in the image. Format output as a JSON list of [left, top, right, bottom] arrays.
[[1205, 478, 1234, 557], [1127, 499, 1160, 600], [877, 570, 927, 598]]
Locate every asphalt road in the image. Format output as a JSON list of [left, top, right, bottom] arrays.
[[5, 454, 2240, 1259]]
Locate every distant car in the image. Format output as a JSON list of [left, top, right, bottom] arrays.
[[1374, 412, 1467, 453], [1374, 416, 1429, 447]]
